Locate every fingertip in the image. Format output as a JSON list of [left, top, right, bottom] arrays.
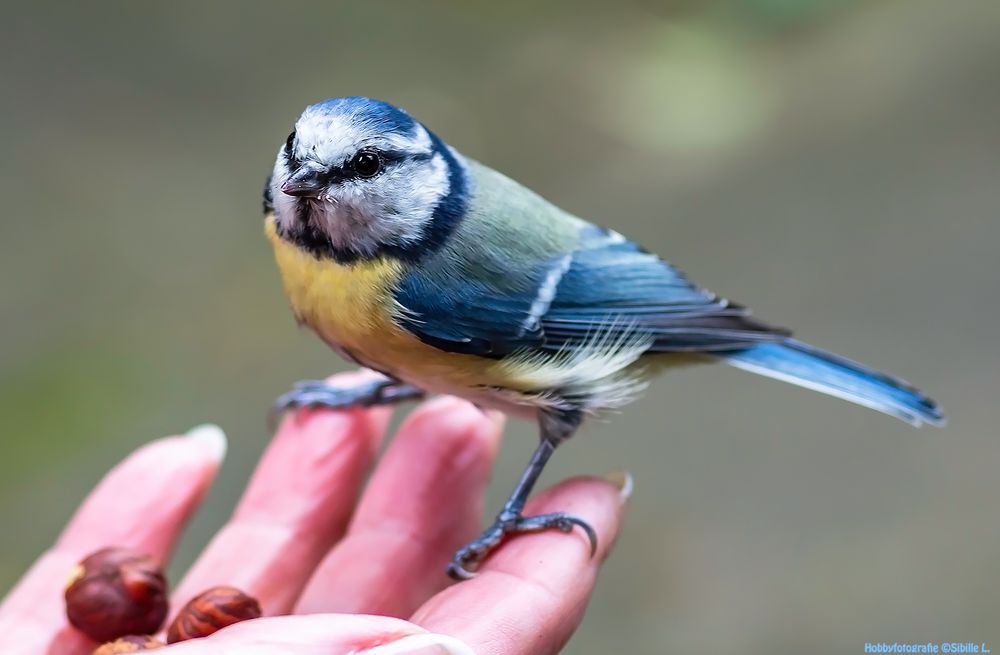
[[403, 396, 505, 444], [412, 475, 630, 653], [276, 369, 398, 442], [54, 430, 227, 561], [279, 403, 393, 447], [603, 470, 634, 502], [536, 473, 631, 518], [396, 397, 506, 476], [184, 423, 228, 463], [483, 409, 507, 427], [538, 473, 632, 508], [276, 389, 394, 454], [410, 394, 481, 422], [117, 433, 212, 468], [82, 430, 225, 500], [325, 368, 393, 387], [481, 474, 629, 572]]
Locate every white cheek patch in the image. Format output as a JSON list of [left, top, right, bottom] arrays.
[[379, 151, 450, 235], [309, 151, 451, 256]]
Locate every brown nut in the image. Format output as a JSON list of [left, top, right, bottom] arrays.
[[92, 635, 165, 654], [166, 586, 262, 643], [65, 547, 169, 643]]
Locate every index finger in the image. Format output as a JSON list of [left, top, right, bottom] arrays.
[[411, 474, 631, 655], [0, 427, 226, 655]]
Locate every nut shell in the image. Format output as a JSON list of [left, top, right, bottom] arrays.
[[166, 586, 262, 643], [92, 635, 164, 654], [65, 547, 169, 643]]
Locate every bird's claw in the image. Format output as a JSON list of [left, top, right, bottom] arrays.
[[268, 378, 425, 429], [447, 511, 598, 580]]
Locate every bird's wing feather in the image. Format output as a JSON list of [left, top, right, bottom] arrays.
[[394, 218, 789, 358]]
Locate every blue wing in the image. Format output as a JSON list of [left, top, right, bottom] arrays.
[[393, 224, 943, 426], [394, 225, 788, 357]]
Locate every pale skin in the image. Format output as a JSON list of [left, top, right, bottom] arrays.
[[0, 371, 629, 655]]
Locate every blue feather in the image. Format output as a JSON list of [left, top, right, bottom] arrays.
[[722, 339, 944, 426], [306, 97, 418, 137], [395, 223, 788, 357]]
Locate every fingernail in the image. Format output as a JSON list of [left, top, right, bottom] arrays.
[[358, 632, 476, 655], [185, 423, 228, 462], [604, 470, 634, 501]]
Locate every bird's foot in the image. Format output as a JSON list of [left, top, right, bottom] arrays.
[[447, 511, 598, 580], [270, 378, 425, 426]]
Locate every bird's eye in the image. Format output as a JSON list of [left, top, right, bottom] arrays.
[[285, 130, 296, 152], [351, 150, 382, 178]]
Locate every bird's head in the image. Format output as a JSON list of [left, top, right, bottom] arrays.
[[269, 97, 467, 263]]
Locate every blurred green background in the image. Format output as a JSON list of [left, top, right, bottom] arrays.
[[2, 1, 998, 652]]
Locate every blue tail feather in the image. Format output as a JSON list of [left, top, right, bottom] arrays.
[[722, 339, 944, 427]]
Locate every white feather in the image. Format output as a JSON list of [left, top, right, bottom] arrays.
[[520, 254, 573, 335], [497, 321, 654, 414]]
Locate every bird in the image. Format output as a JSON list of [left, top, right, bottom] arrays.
[[263, 96, 944, 579]]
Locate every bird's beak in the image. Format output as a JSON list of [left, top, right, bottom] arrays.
[[280, 164, 326, 197]]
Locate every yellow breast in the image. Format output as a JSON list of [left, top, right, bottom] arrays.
[[265, 216, 404, 349], [266, 216, 522, 397]]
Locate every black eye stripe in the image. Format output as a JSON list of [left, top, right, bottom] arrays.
[[334, 149, 422, 181], [346, 150, 430, 167], [282, 144, 431, 184]]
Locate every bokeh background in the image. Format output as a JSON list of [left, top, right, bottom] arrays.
[[2, 1, 997, 652]]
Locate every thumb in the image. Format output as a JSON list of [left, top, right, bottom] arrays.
[[161, 614, 474, 655]]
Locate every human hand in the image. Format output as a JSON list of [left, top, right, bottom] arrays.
[[0, 371, 630, 654]]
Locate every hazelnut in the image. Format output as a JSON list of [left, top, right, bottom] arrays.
[[166, 586, 262, 643], [92, 635, 164, 654], [65, 547, 169, 643]]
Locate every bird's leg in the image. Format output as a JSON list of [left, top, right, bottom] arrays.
[[271, 376, 425, 426], [447, 409, 595, 580]]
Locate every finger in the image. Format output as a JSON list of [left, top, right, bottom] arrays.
[[161, 614, 474, 655], [411, 474, 631, 655], [0, 427, 226, 655], [171, 371, 393, 617], [296, 397, 504, 617]]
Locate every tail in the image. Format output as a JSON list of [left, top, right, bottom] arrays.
[[722, 338, 945, 427]]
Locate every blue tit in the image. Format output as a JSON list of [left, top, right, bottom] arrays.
[[264, 97, 944, 579]]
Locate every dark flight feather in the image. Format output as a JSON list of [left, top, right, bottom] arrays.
[[395, 225, 789, 358]]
